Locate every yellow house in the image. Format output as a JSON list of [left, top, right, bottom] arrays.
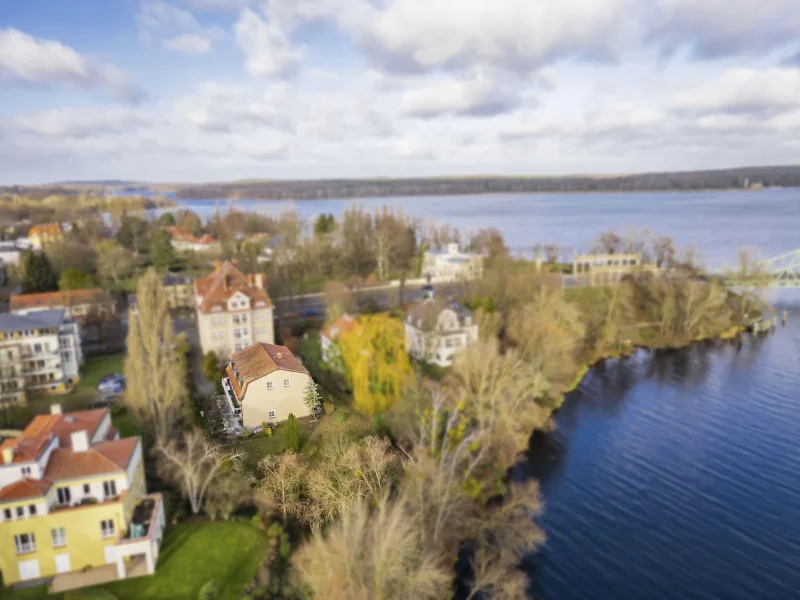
[[27, 223, 63, 251], [223, 343, 312, 429], [0, 405, 164, 588]]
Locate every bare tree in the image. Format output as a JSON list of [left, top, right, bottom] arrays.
[[156, 429, 242, 515], [258, 451, 308, 522], [124, 268, 187, 441]]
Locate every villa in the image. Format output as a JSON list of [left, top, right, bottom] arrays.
[[421, 243, 483, 282], [404, 298, 479, 367]]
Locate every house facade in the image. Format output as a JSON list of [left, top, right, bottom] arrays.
[[404, 298, 479, 367], [11, 289, 115, 323], [165, 226, 220, 253], [195, 261, 274, 357], [0, 405, 164, 586], [0, 243, 21, 266], [422, 243, 484, 282], [223, 343, 311, 429], [0, 310, 83, 406], [320, 314, 361, 365], [27, 224, 63, 251]]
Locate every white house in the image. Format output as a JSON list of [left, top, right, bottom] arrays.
[[0, 243, 21, 266], [404, 298, 479, 367], [422, 243, 483, 282]]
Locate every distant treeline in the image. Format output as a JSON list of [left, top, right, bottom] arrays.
[[174, 165, 800, 201]]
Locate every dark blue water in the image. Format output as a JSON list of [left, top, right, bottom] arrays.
[[177, 189, 800, 598], [519, 311, 800, 600]]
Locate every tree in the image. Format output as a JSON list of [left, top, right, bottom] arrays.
[[158, 212, 176, 227], [203, 351, 220, 382], [258, 451, 307, 522], [20, 251, 58, 293], [177, 209, 203, 236], [303, 379, 322, 421], [58, 267, 98, 291], [313, 213, 336, 235], [96, 239, 138, 287], [149, 229, 175, 270], [46, 240, 97, 275], [156, 429, 241, 515], [285, 414, 301, 452], [117, 214, 149, 252], [323, 280, 354, 323], [338, 314, 413, 416], [124, 269, 187, 441]]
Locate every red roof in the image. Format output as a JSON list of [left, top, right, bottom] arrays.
[[165, 226, 217, 246], [10, 288, 111, 313], [226, 343, 308, 399], [0, 478, 52, 502], [43, 437, 139, 481], [51, 409, 108, 447], [194, 261, 272, 314], [321, 314, 361, 341]]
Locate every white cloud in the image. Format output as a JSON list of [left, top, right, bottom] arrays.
[[164, 33, 212, 54], [235, 5, 304, 77], [0, 28, 143, 101], [178, 0, 252, 10], [139, 1, 224, 54]]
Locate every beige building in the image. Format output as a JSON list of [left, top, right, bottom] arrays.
[[223, 343, 311, 429], [194, 261, 274, 357]]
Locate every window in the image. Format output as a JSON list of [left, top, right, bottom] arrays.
[[103, 480, 117, 498], [100, 519, 115, 538], [83, 484, 90, 495], [268, 410, 276, 419], [211, 316, 224, 326], [28, 504, 36, 516], [21, 466, 31, 476], [51, 527, 66, 547], [283, 378, 290, 387], [14, 533, 35, 554], [3, 508, 11, 520], [33, 343, 42, 353], [266, 381, 274, 390], [16, 506, 24, 518], [56, 487, 71, 505]]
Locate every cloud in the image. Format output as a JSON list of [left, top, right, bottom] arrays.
[[164, 33, 212, 54], [671, 68, 800, 116], [139, 1, 224, 54], [178, 0, 252, 10], [0, 28, 144, 101], [402, 71, 523, 119], [235, 6, 304, 77]]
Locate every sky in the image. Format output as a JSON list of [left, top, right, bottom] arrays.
[[1, 0, 799, 184]]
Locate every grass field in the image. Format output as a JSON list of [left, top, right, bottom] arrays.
[[0, 521, 268, 600]]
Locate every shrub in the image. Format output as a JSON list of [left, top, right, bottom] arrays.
[[336, 412, 349, 423], [285, 414, 300, 452], [198, 580, 219, 600]]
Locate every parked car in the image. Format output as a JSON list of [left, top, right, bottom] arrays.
[[98, 374, 125, 395], [421, 284, 435, 299]]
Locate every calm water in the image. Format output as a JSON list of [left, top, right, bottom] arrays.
[[178, 190, 800, 598], [179, 187, 800, 268]]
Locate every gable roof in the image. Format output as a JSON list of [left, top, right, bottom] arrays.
[[43, 437, 139, 481], [28, 223, 62, 238], [194, 261, 272, 314], [407, 298, 473, 331], [321, 314, 361, 342], [10, 289, 110, 313], [52, 409, 108, 447], [226, 343, 308, 399], [0, 478, 52, 503]]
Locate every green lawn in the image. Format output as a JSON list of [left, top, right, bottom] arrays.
[[0, 521, 268, 600], [74, 354, 126, 398]]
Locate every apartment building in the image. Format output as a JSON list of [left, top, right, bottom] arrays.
[[11, 289, 115, 323], [0, 310, 83, 406], [195, 261, 274, 357], [0, 405, 164, 586], [223, 343, 312, 428]]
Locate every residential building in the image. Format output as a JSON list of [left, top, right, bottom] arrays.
[[11, 289, 115, 323], [194, 261, 274, 357], [0, 405, 164, 586], [164, 226, 220, 253], [422, 243, 484, 282], [27, 224, 63, 251], [0, 243, 21, 266], [0, 310, 83, 406], [404, 298, 479, 367], [320, 314, 361, 365], [222, 343, 312, 429], [162, 273, 194, 309]]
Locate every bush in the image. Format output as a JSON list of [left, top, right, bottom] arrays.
[[285, 414, 300, 452], [198, 580, 219, 600], [260, 422, 273, 437], [336, 412, 349, 423]]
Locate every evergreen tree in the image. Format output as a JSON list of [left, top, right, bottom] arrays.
[[303, 379, 322, 421], [149, 229, 176, 270], [158, 212, 176, 227], [21, 251, 59, 293], [285, 414, 300, 452]]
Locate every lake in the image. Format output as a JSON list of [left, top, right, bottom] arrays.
[[177, 189, 800, 599], [178, 187, 800, 269]]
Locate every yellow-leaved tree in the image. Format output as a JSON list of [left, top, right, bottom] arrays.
[[338, 314, 412, 416]]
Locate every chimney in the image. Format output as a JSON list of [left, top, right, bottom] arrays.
[[50, 403, 62, 415], [2, 446, 14, 465], [71, 430, 90, 452], [214, 260, 221, 272], [254, 273, 265, 290]]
